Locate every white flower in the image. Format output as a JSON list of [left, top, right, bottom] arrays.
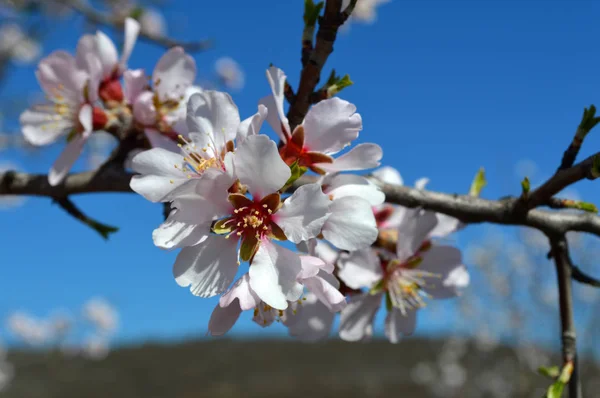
[[6, 311, 50, 346], [82, 335, 110, 360], [338, 210, 469, 343], [82, 298, 118, 335], [139, 8, 167, 37], [342, 0, 390, 24], [0, 23, 41, 64], [260, 66, 382, 174], [215, 57, 245, 91]]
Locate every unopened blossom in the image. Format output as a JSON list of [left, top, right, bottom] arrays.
[[132, 46, 200, 150], [82, 298, 118, 335], [75, 17, 140, 103], [342, 0, 390, 24], [261, 66, 382, 174], [338, 210, 469, 343], [215, 57, 245, 91], [19, 49, 101, 185]]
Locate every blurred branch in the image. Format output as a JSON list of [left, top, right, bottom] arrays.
[[548, 234, 582, 398], [571, 265, 600, 288], [50, 0, 212, 52]]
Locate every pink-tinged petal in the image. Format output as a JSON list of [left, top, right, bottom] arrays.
[[298, 255, 328, 279], [83, 53, 102, 103], [418, 245, 469, 298], [302, 97, 362, 154], [119, 18, 140, 70], [429, 213, 464, 238], [153, 46, 196, 101], [152, 208, 211, 250], [220, 274, 260, 311], [337, 248, 382, 289], [373, 166, 403, 185], [36, 51, 87, 104], [264, 66, 290, 138], [396, 209, 438, 261], [48, 134, 87, 186], [339, 293, 381, 342], [233, 134, 291, 198], [74, 34, 96, 71], [322, 174, 384, 206], [287, 293, 335, 342], [236, 104, 267, 144], [385, 307, 417, 343], [249, 241, 303, 310], [275, 183, 331, 243], [129, 148, 187, 202], [186, 91, 240, 152], [303, 275, 346, 312], [316, 143, 383, 173], [172, 235, 238, 297], [123, 69, 148, 104], [322, 196, 378, 251], [20, 109, 71, 145], [94, 31, 118, 78], [313, 240, 340, 266], [208, 300, 242, 336], [144, 128, 179, 152], [133, 90, 157, 126]]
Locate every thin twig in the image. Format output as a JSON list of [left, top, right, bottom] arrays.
[[571, 265, 600, 288], [52, 196, 119, 239], [547, 234, 582, 398]]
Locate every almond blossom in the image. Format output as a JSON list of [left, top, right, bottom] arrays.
[[260, 66, 382, 174], [337, 209, 469, 343]]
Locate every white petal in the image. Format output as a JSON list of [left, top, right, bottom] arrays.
[[119, 18, 140, 70], [395, 209, 438, 260], [264, 66, 290, 138], [249, 241, 303, 310], [385, 307, 417, 343], [337, 248, 382, 289], [275, 183, 331, 243], [287, 293, 335, 342], [339, 293, 381, 342], [129, 148, 187, 202], [48, 134, 87, 186], [316, 143, 382, 172], [37, 51, 87, 104], [208, 300, 242, 336], [429, 213, 464, 238], [298, 255, 329, 279], [152, 207, 212, 250], [78, 103, 93, 134], [323, 173, 384, 205], [322, 196, 378, 250], [123, 69, 148, 104], [259, 94, 288, 143], [144, 128, 180, 152], [302, 97, 362, 154], [95, 31, 118, 78], [20, 109, 71, 145], [236, 104, 267, 144], [186, 91, 240, 152], [220, 274, 260, 311], [172, 235, 238, 297], [74, 35, 96, 72], [153, 46, 196, 101], [373, 166, 403, 185], [303, 275, 346, 312], [415, 177, 429, 190], [233, 134, 291, 198], [133, 90, 157, 126], [311, 240, 339, 266], [418, 245, 468, 298]]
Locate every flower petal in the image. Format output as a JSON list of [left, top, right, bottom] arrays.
[[303, 275, 346, 312], [123, 69, 148, 104], [20, 109, 71, 145], [129, 148, 187, 202], [259, 94, 288, 143], [373, 166, 403, 185], [153, 46, 196, 101], [132, 90, 157, 126], [298, 255, 329, 279], [429, 213, 464, 238], [233, 134, 291, 198], [263, 66, 290, 139], [172, 235, 238, 297], [144, 128, 180, 152], [323, 174, 384, 205], [322, 196, 378, 250], [220, 274, 260, 311], [48, 134, 87, 186], [286, 293, 335, 342], [249, 241, 303, 310], [384, 307, 417, 343], [236, 104, 267, 144], [186, 91, 240, 152], [418, 245, 469, 298], [302, 98, 362, 154], [337, 248, 382, 289], [316, 143, 382, 172], [339, 293, 381, 342], [275, 183, 331, 243], [119, 18, 140, 70], [152, 206, 212, 250], [208, 300, 242, 336], [395, 209, 438, 260]]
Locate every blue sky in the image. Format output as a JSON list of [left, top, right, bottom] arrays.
[[1, 0, 599, 346]]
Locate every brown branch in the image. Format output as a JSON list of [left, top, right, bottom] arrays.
[[52, 0, 212, 52], [53, 196, 119, 239], [548, 234, 582, 398]]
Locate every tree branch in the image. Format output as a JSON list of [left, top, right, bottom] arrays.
[[52, 0, 212, 52], [548, 234, 582, 398], [53, 196, 118, 239]]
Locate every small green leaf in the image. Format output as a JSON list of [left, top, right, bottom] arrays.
[[558, 362, 573, 384], [546, 381, 565, 398], [521, 176, 530, 196], [385, 291, 393, 311], [538, 366, 560, 379], [129, 6, 145, 20], [577, 104, 600, 139], [468, 168, 486, 197], [304, 0, 324, 27], [280, 161, 308, 192], [560, 199, 598, 213], [327, 74, 354, 97]]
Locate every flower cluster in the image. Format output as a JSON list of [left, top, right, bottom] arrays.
[[19, 18, 200, 185]]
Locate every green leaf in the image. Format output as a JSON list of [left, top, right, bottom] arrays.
[[468, 167, 486, 197], [558, 362, 573, 384], [129, 6, 145, 20], [521, 177, 530, 196], [327, 74, 354, 97], [385, 291, 393, 311], [560, 199, 598, 213], [546, 381, 565, 398], [577, 104, 600, 139], [280, 161, 308, 192], [304, 0, 324, 27], [538, 366, 560, 379]]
